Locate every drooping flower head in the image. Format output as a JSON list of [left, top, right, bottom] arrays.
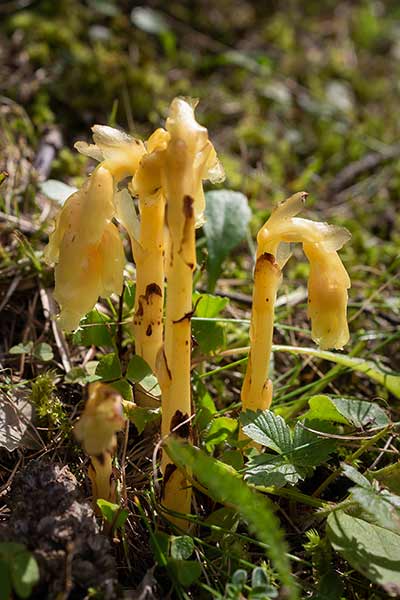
[[44, 166, 125, 331], [164, 98, 225, 226]]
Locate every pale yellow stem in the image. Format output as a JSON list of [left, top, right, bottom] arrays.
[[132, 190, 165, 372], [241, 253, 282, 413], [158, 138, 195, 526], [89, 452, 116, 511]]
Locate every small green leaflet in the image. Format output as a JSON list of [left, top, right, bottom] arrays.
[[327, 510, 400, 596], [164, 438, 298, 599], [241, 410, 335, 488], [341, 464, 400, 535], [305, 395, 389, 429], [97, 499, 129, 531], [204, 190, 251, 292], [192, 292, 229, 354]]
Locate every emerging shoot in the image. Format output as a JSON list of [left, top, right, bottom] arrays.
[[74, 383, 125, 508]]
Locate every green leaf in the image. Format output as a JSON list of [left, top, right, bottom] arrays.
[[245, 454, 307, 488], [194, 381, 216, 432], [204, 417, 238, 452], [64, 366, 100, 385], [109, 379, 133, 401], [291, 422, 336, 467], [40, 179, 77, 204], [73, 309, 114, 347], [371, 463, 400, 495], [193, 292, 229, 318], [168, 559, 201, 587], [170, 536, 194, 560], [33, 342, 54, 362], [96, 353, 122, 381], [164, 438, 298, 599], [10, 549, 39, 599], [341, 463, 371, 488], [240, 410, 292, 454], [350, 485, 400, 535], [126, 355, 152, 382], [204, 190, 251, 291], [124, 405, 160, 434], [126, 355, 160, 395], [306, 395, 389, 430], [96, 499, 129, 530], [9, 342, 33, 355], [192, 292, 229, 354], [327, 510, 400, 596], [305, 395, 350, 425]]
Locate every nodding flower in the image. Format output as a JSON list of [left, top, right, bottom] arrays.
[[303, 240, 350, 350], [44, 165, 125, 331], [164, 97, 225, 227]]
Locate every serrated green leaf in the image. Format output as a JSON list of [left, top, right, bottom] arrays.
[[306, 395, 389, 430], [204, 417, 238, 452], [204, 190, 251, 291], [33, 342, 54, 362], [96, 353, 122, 381], [291, 423, 336, 467], [327, 510, 400, 596], [170, 535, 194, 560], [245, 454, 307, 488], [350, 485, 400, 534], [164, 438, 298, 598], [240, 410, 292, 454]]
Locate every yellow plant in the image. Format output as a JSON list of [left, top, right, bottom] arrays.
[[241, 192, 350, 416], [74, 382, 125, 508], [157, 98, 224, 525]]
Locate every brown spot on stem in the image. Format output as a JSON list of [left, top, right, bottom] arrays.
[[162, 349, 172, 380], [146, 324, 152, 336], [173, 310, 194, 324], [136, 301, 144, 317], [163, 463, 177, 488], [145, 283, 162, 299], [93, 453, 106, 466], [183, 195, 194, 219], [170, 410, 190, 438], [255, 252, 281, 275]]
